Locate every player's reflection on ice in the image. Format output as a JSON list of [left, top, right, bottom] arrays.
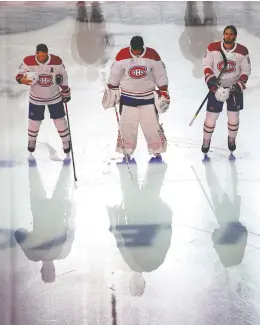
[[14, 164, 75, 283], [179, 1, 222, 79], [204, 160, 248, 267], [107, 163, 172, 296]]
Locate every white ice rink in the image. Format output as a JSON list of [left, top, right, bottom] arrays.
[[1, 1, 260, 324]]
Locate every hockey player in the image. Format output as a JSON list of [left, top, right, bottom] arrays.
[[202, 25, 251, 155], [102, 36, 170, 163], [16, 44, 71, 154]]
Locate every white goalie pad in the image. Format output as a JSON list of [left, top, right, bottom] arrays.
[[154, 91, 169, 114], [24, 72, 39, 85], [116, 104, 167, 155], [102, 85, 120, 109], [215, 86, 230, 102]]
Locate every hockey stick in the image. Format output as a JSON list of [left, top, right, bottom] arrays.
[[189, 49, 228, 126], [114, 106, 132, 180], [64, 102, 78, 182]]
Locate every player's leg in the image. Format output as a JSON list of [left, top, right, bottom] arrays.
[[48, 101, 71, 154], [202, 92, 223, 153], [28, 103, 45, 152], [116, 104, 140, 157], [226, 93, 243, 152], [139, 104, 166, 162]]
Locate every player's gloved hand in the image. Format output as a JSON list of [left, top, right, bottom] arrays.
[[230, 81, 246, 95], [55, 74, 63, 85], [20, 75, 33, 86], [205, 74, 219, 92], [155, 90, 170, 113], [61, 86, 71, 103]]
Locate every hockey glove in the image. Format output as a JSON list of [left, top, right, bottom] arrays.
[[205, 74, 219, 93], [230, 81, 246, 95], [155, 90, 170, 114], [102, 84, 120, 109], [55, 74, 63, 85], [61, 86, 71, 103]]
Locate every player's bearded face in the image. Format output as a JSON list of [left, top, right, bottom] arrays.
[[223, 30, 236, 44], [36, 51, 48, 63]]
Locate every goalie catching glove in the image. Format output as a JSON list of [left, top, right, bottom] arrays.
[[154, 90, 170, 114], [102, 84, 120, 109]]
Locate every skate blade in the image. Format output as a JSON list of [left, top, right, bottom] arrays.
[[28, 154, 37, 167], [229, 153, 236, 161], [63, 155, 71, 166], [202, 154, 210, 162]]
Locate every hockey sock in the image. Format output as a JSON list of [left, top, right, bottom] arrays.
[[53, 118, 70, 143], [203, 112, 220, 140], [227, 111, 239, 138], [28, 119, 42, 141]]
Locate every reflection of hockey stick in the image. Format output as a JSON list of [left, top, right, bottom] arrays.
[[114, 106, 132, 180], [111, 290, 117, 325], [189, 49, 228, 126], [191, 165, 215, 216]]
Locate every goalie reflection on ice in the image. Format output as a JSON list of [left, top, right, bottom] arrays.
[[107, 163, 172, 296]]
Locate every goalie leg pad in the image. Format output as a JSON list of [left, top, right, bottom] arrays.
[[140, 104, 167, 154], [116, 105, 140, 155]]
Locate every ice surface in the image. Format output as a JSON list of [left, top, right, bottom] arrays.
[[1, 1, 260, 325]]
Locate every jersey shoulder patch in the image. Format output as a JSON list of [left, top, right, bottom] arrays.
[[24, 55, 38, 66], [115, 48, 132, 61], [143, 47, 161, 61], [208, 41, 222, 52], [49, 54, 62, 65], [234, 43, 249, 56]]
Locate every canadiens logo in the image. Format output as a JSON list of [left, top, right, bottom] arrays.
[[37, 74, 53, 87], [217, 60, 236, 73], [128, 66, 147, 79]]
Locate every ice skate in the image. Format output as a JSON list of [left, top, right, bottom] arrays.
[[116, 154, 136, 165], [63, 141, 71, 154], [28, 140, 36, 153], [201, 138, 211, 154], [228, 136, 236, 160], [228, 136, 236, 152], [149, 154, 163, 164]]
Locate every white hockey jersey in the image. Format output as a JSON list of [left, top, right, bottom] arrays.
[[108, 47, 168, 100], [16, 54, 69, 105], [203, 41, 251, 88]]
